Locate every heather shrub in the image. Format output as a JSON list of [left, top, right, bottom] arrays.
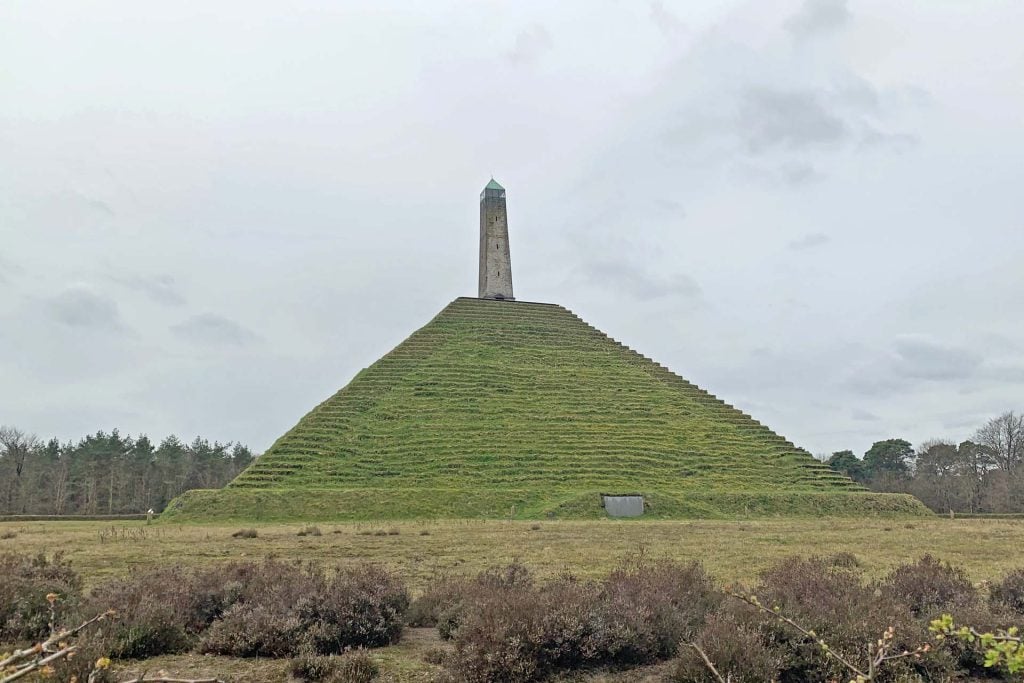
[[89, 567, 200, 657], [990, 568, 1024, 615], [749, 555, 953, 683], [290, 650, 339, 681], [670, 611, 783, 683], [443, 560, 717, 682], [231, 528, 258, 538], [198, 560, 322, 657], [881, 554, 976, 617], [446, 578, 594, 682], [0, 552, 82, 643], [332, 650, 379, 682], [46, 627, 117, 683], [200, 602, 302, 657], [297, 564, 409, 653], [589, 560, 719, 664], [409, 562, 533, 635], [757, 554, 874, 629], [199, 561, 408, 657], [87, 560, 261, 658], [407, 575, 463, 628]]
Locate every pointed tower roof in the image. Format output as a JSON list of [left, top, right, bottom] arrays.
[[484, 178, 504, 191]]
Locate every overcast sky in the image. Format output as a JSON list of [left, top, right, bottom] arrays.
[[2, 0, 1023, 457]]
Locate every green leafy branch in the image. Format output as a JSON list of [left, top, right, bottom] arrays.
[[930, 614, 1023, 674]]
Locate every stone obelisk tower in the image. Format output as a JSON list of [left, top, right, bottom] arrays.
[[478, 179, 514, 300]]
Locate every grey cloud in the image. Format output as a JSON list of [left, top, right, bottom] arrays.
[[859, 129, 919, 153], [171, 314, 259, 346], [941, 412, 993, 431], [110, 273, 186, 306], [843, 373, 901, 398], [738, 162, 827, 187], [649, 2, 685, 38], [578, 261, 701, 300], [45, 286, 124, 331], [0, 253, 24, 284], [739, 88, 848, 153], [980, 364, 1024, 383], [834, 76, 881, 114], [843, 336, 982, 397], [786, 0, 851, 38], [506, 25, 553, 65], [780, 162, 826, 186], [653, 198, 686, 217], [731, 81, 919, 162], [892, 335, 981, 381], [73, 189, 115, 218], [788, 232, 831, 250], [851, 408, 880, 422]]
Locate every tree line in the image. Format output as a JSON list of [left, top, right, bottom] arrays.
[[825, 411, 1024, 513], [0, 426, 256, 516]]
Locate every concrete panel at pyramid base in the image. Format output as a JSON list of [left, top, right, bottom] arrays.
[[603, 495, 645, 517]]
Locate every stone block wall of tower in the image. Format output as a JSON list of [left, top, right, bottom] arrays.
[[478, 183, 514, 300]]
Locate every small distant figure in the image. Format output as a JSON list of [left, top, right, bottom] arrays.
[[147, 508, 155, 524]]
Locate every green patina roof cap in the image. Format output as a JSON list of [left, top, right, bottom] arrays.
[[484, 178, 504, 190]]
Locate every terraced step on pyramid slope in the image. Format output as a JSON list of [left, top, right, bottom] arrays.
[[165, 298, 928, 521]]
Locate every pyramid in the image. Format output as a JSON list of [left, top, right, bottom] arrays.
[[165, 180, 926, 520], [166, 297, 927, 521]]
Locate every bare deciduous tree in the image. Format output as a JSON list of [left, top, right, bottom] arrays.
[[0, 426, 41, 477], [0, 425, 41, 514], [975, 411, 1024, 475]]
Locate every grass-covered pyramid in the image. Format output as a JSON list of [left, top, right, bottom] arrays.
[[166, 298, 926, 521]]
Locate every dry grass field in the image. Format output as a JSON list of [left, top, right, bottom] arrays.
[[2, 517, 1022, 589], [3, 517, 1023, 681]]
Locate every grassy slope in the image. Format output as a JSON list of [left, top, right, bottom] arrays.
[[168, 297, 925, 520]]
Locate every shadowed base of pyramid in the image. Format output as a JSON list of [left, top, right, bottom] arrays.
[[161, 488, 928, 522], [165, 298, 929, 521]]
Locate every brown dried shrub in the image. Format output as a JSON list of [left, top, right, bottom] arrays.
[[990, 568, 1024, 616], [331, 650, 379, 682], [670, 611, 783, 683], [408, 562, 533, 636], [881, 554, 976, 617], [87, 562, 251, 658], [290, 650, 339, 681], [706, 555, 961, 683], [753, 556, 916, 682], [442, 560, 717, 682], [591, 559, 719, 664], [0, 552, 82, 643], [199, 561, 408, 658]]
